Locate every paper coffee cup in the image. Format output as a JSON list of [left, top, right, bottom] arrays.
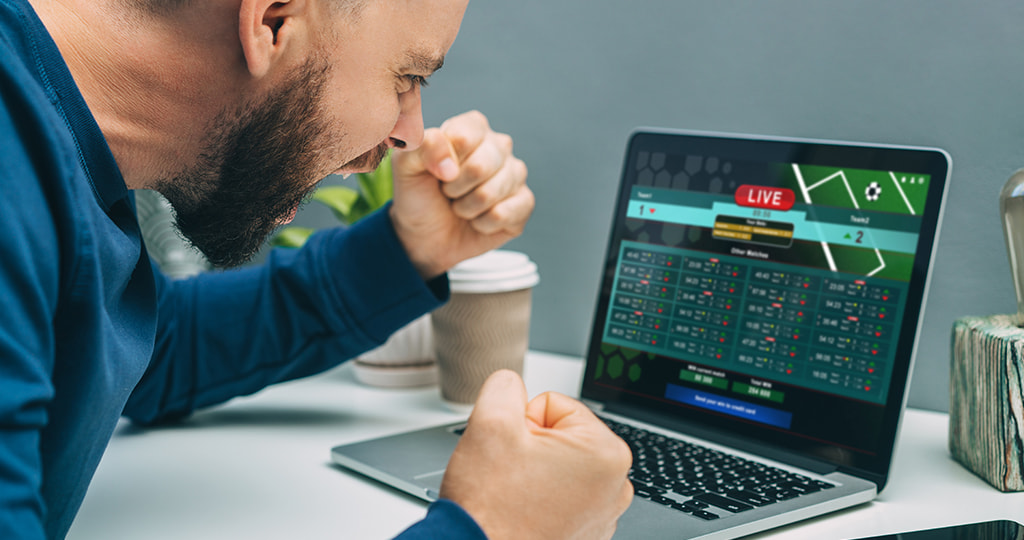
[[432, 250, 539, 409]]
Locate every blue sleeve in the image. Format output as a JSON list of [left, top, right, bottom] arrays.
[[0, 94, 61, 538], [123, 204, 449, 424], [395, 499, 488, 540]]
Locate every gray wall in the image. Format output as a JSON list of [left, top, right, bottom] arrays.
[[289, 1, 1024, 411]]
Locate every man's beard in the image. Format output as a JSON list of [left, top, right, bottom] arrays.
[[153, 59, 388, 268]]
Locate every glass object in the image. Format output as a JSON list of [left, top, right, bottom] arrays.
[[1000, 169, 1024, 322]]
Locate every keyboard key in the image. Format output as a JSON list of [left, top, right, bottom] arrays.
[[670, 502, 694, 513], [724, 490, 773, 507], [762, 489, 800, 501], [650, 494, 677, 507], [692, 493, 754, 513], [681, 499, 710, 510], [634, 486, 655, 499], [691, 510, 721, 521], [631, 471, 652, 483], [784, 482, 820, 495], [673, 486, 704, 497], [652, 478, 675, 490]]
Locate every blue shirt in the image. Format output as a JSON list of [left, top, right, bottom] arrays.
[[0, 0, 485, 538]]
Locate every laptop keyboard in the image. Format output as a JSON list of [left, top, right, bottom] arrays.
[[602, 417, 835, 521]]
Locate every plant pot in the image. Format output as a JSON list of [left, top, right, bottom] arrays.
[[352, 314, 438, 387]]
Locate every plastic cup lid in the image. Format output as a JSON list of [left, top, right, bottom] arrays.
[[448, 250, 539, 293]]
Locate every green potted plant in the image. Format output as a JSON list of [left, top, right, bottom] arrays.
[[273, 153, 438, 388], [272, 153, 394, 248]]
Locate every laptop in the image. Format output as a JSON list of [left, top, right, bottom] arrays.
[[331, 129, 951, 539]]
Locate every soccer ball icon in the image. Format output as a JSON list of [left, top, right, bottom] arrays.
[[865, 182, 882, 201]]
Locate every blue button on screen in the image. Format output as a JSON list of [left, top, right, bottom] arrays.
[[665, 384, 793, 429]]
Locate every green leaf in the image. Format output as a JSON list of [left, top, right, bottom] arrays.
[[270, 226, 315, 248], [312, 186, 361, 223], [356, 153, 393, 210], [345, 197, 375, 225]]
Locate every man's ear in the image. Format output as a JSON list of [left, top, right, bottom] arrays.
[[237, 0, 307, 78]]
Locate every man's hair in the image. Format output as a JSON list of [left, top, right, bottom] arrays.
[[131, 0, 367, 18]]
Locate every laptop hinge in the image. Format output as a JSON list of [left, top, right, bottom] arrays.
[[582, 399, 606, 412]]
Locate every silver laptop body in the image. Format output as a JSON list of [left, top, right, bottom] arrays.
[[332, 129, 951, 539]]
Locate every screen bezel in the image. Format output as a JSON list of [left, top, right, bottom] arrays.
[[581, 129, 951, 490]]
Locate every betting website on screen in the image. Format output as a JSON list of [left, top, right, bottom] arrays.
[[589, 151, 932, 456]]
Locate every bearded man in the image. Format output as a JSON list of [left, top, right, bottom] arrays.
[[0, 0, 633, 538]]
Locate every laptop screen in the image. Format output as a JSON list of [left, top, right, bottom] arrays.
[[582, 130, 950, 485]]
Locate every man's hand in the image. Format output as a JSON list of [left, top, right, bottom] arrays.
[[390, 111, 533, 280], [440, 370, 634, 540]]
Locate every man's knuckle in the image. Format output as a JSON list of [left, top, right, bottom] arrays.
[[453, 201, 478, 220], [515, 158, 528, 180], [599, 435, 632, 470], [519, 186, 536, 212], [470, 212, 501, 236], [448, 178, 476, 197], [462, 158, 489, 181], [619, 483, 635, 511], [474, 220, 500, 236], [494, 132, 513, 152], [617, 434, 632, 458], [469, 185, 494, 208], [454, 191, 489, 219], [465, 109, 487, 126]]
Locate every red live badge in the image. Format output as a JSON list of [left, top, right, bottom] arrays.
[[735, 185, 795, 211]]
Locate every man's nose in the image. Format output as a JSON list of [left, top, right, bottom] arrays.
[[387, 86, 424, 151]]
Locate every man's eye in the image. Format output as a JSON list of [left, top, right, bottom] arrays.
[[402, 74, 429, 92]]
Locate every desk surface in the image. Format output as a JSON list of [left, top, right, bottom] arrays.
[[68, 351, 1024, 539]]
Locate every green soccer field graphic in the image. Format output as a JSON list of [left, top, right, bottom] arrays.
[[784, 164, 930, 216], [777, 164, 928, 281]]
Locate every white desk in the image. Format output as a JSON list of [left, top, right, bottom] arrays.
[[68, 351, 1024, 539]]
